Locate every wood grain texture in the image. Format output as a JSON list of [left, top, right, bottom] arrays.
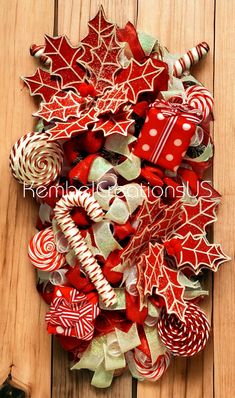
[[136, 1, 214, 397], [0, 1, 54, 397], [52, 1, 137, 396], [213, 0, 235, 397]]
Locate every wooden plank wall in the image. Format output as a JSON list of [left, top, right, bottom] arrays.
[[0, 1, 234, 397]]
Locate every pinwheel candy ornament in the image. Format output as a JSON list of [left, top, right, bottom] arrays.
[[9, 6, 229, 389]]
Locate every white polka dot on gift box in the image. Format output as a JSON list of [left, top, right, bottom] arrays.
[[165, 154, 174, 161], [174, 139, 182, 146], [149, 128, 158, 136], [142, 144, 150, 151], [182, 123, 191, 131]]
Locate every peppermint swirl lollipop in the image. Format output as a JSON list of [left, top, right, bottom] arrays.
[[157, 303, 210, 356], [185, 85, 214, 120], [28, 227, 66, 271], [9, 131, 64, 188], [134, 350, 171, 381]]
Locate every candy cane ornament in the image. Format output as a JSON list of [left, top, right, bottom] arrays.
[[54, 190, 117, 307], [30, 44, 50, 65], [173, 42, 209, 77]]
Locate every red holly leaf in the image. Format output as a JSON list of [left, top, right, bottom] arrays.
[[93, 109, 134, 137], [173, 233, 230, 274], [44, 35, 86, 93], [48, 108, 98, 141], [80, 29, 123, 94], [135, 198, 165, 234], [157, 265, 187, 321], [23, 68, 61, 102], [80, 6, 116, 64], [34, 91, 91, 122], [115, 58, 167, 104], [121, 225, 152, 268], [142, 243, 165, 296], [175, 198, 219, 237], [152, 200, 183, 240], [96, 86, 128, 115]]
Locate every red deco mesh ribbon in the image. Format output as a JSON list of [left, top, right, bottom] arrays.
[[157, 303, 210, 356], [46, 286, 100, 341]]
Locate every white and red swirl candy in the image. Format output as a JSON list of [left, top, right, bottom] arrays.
[[185, 85, 214, 120], [28, 227, 66, 271], [157, 303, 210, 356], [9, 131, 64, 188]]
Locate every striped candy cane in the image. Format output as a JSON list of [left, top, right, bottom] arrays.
[[173, 42, 209, 77], [30, 44, 50, 66], [54, 190, 117, 307]]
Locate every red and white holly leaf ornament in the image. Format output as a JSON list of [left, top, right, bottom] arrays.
[[23, 68, 61, 102], [82, 32, 123, 95], [121, 225, 152, 268], [80, 6, 118, 64], [95, 85, 128, 115], [115, 58, 167, 104], [152, 199, 183, 240], [93, 109, 134, 137], [34, 91, 90, 122], [142, 242, 165, 296], [157, 264, 187, 321], [44, 35, 86, 93], [175, 198, 219, 237], [79, 8, 123, 94], [172, 233, 230, 274], [135, 198, 165, 234], [48, 108, 98, 141]]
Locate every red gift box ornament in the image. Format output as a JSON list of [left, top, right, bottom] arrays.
[[134, 100, 203, 171]]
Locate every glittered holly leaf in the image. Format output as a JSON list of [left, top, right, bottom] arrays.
[[121, 225, 152, 268], [135, 198, 165, 234], [173, 233, 230, 274], [80, 6, 117, 64], [175, 198, 219, 237], [152, 200, 183, 240], [81, 30, 123, 94], [142, 242, 165, 296], [93, 109, 134, 137], [115, 58, 166, 104], [44, 35, 86, 93], [96, 86, 128, 115], [23, 68, 61, 102], [34, 91, 90, 122], [157, 264, 187, 321], [48, 108, 98, 141]]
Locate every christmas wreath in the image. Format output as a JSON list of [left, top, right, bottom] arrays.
[[9, 7, 229, 388]]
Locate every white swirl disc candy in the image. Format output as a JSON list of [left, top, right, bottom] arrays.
[[28, 227, 66, 271], [9, 131, 64, 188]]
